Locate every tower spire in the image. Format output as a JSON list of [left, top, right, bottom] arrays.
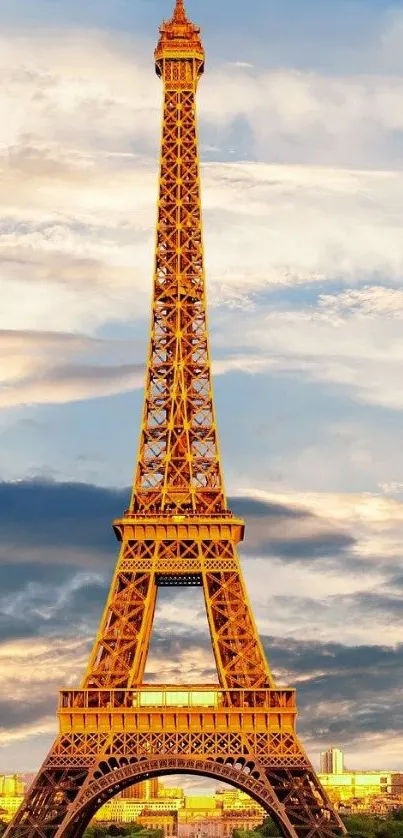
[[155, 0, 204, 67], [172, 0, 187, 22]]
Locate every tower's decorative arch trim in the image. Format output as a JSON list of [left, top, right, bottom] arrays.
[[56, 756, 298, 838]]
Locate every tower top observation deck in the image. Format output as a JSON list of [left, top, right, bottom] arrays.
[[155, 0, 205, 72]]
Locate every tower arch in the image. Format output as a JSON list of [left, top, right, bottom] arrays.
[[55, 756, 299, 838]]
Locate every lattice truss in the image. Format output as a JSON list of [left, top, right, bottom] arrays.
[[82, 534, 271, 690], [52, 731, 304, 763], [4, 3, 346, 838], [131, 61, 225, 515]]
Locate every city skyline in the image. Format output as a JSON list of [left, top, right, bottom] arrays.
[[2, 757, 403, 826], [1, 0, 403, 797], [0, 774, 266, 829]]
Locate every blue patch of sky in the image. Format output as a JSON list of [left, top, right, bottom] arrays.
[[214, 368, 403, 494], [0, 390, 141, 486], [1, 354, 403, 492], [207, 278, 384, 326], [26, 367, 403, 490], [225, 277, 399, 313], [200, 115, 257, 164], [95, 312, 151, 346], [2, 0, 401, 75], [47, 390, 142, 485]]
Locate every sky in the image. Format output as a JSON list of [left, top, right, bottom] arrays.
[[1, 0, 403, 795]]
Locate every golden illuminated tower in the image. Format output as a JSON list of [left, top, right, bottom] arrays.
[[4, 3, 345, 837]]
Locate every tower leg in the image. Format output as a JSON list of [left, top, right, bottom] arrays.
[[203, 566, 272, 688], [3, 760, 89, 838], [265, 768, 344, 837], [82, 556, 157, 689]]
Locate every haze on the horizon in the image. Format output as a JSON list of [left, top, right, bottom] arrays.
[[1, 0, 403, 790]]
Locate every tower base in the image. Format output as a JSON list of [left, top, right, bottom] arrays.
[[5, 687, 345, 838]]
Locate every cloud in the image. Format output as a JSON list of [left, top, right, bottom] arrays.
[[0, 329, 145, 406], [6, 280, 403, 414], [264, 635, 403, 767], [2, 152, 402, 332], [2, 171, 403, 408], [0, 479, 401, 646], [201, 66, 403, 167], [0, 28, 403, 419], [0, 480, 360, 570], [210, 287, 403, 411], [0, 29, 402, 342], [3, 25, 403, 168], [246, 488, 403, 565], [0, 636, 89, 747], [232, 496, 356, 566], [0, 479, 124, 564], [318, 286, 403, 320], [0, 361, 142, 407], [0, 480, 402, 770], [0, 564, 108, 641]]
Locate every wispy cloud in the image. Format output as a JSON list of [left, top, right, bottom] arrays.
[[0, 330, 144, 406]]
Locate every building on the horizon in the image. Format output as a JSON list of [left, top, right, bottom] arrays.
[[320, 748, 345, 774], [0, 775, 27, 823], [138, 810, 178, 837], [215, 789, 264, 814], [92, 782, 184, 826], [177, 811, 264, 838], [158, 784, 185, 801], [5, 769, 403, 830], [177, 792, 264, 838], [318, 771, 403, 810], [0, 777, 24, 797], [91, 785, 264, 834], [92, 794, 184, 825], [121, 778, 159, 800]]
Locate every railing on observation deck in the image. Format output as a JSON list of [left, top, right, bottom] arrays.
[[59, 686, 296, 712], [121, 510, 237, 520]]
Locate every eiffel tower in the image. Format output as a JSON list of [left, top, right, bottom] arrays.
[[5, 3, 346, 837]]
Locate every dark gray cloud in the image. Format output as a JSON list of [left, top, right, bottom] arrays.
[[234, 495, 357, 566], [0, 479, 124, 558], [0, 611, 34, 643], [0, 480, 369, 654], [265, 635, 403, 747], [0, 478, 399, 754], [0, 481, 357, 565], [257, 529, 355, 561], [0, 563, 72, 593], [266, 635, 403, 678], [0, 696, 57, 733], [231, 497, 307, 519], [0, 560, 109, 642]]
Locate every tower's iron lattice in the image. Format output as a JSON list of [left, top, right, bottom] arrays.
[[5, 3, 346, 837]]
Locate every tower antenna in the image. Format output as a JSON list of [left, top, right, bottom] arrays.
[[173, 0, 187, 20]]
